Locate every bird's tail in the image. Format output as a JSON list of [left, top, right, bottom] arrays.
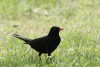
[[12, 34, 32, 44]]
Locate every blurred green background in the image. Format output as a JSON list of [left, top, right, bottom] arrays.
[[0, 0, 100, 67]]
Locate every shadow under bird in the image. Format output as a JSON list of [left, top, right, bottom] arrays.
[[12, 26, 63, 60]]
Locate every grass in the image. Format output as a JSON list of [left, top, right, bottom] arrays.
[[0, 0, 100, 67]]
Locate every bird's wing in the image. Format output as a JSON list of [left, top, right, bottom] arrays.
[[29, 36, 53, 47], [28, 36, 56, 52]]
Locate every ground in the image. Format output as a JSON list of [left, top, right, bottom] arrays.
[[0, 0, 100, 67]]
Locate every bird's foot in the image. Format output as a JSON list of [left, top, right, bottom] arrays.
[[47, 56, 52, 61], [39, 55, 41, 60], [47, 56, 51, 59]]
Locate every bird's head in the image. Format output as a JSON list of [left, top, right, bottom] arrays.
[[48, 26, 63, 36]]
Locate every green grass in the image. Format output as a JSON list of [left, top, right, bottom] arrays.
[[0, 0, 100, 67]]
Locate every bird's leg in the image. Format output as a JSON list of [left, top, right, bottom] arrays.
[[47, 53, 51, 60], [39, 52, 42, 60]]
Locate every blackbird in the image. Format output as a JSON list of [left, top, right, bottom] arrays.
[[12, 26, 63, 60]]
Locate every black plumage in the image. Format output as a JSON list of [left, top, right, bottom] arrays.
[[13, 26, 63, 60]]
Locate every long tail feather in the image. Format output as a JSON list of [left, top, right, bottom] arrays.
[[12, 34, 32, 43]]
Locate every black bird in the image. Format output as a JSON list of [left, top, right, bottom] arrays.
[[12, 26, 63, 60]]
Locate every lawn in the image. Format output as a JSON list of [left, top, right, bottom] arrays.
[[0, 0, 100, 67]]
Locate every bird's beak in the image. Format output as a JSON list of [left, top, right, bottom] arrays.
[[59, 28, 63, 30]]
